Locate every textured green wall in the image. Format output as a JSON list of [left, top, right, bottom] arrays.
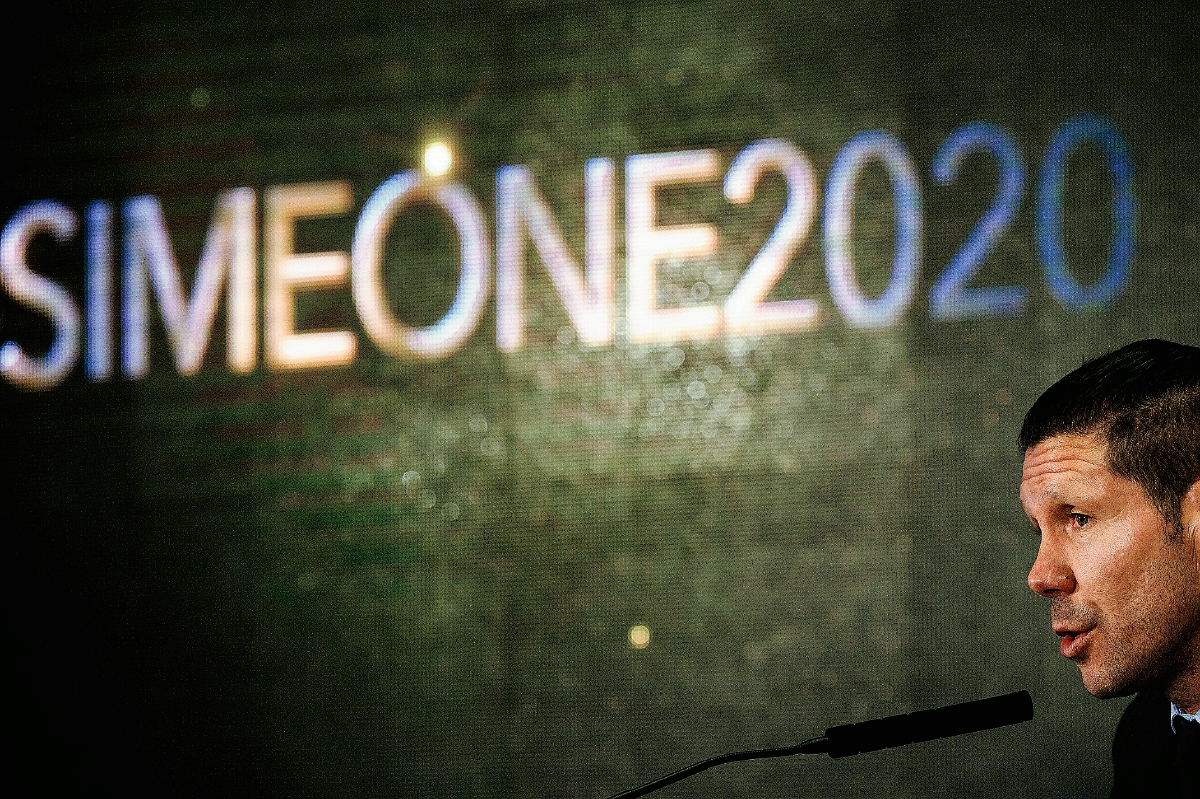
[[3, 2, 1197, 796]]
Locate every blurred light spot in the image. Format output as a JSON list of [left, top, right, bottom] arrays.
[[662, 347, 685, 371], [442, 502, 461, 521], [690, 281, 710, 301], [423, 141, 453, 176], [190, 87, 211, 109], [665, 67, 683, 86], [703, 364, 723, 383], [646, 397, 665, 417], [469, 414, 488, 434], [556, 325, 576, 345], [419, 488, 437, 509], [401, 470, 421, 488], [703, 265, 724, 286], [996, 387, 1013, 406], [629, 624, 651, 649], [686, 380, 707, 400]]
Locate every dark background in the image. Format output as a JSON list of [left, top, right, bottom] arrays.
[[3, 2, 1198, 796]]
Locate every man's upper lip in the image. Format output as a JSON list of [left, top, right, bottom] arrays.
[[1053, 623, 1093, 636]]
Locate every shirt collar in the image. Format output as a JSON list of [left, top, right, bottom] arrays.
[[1169, 702, 1199, 733]]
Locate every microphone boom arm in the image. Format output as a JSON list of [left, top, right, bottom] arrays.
[[606, 737, 830, 799], [605, 690, 1032, 799]]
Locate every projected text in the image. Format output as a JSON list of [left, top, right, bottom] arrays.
[[0, 114, 1136, 390]]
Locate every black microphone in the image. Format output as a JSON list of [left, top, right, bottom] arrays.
[[606, 690, 1033, 799], [813, 689, 1034, 757]]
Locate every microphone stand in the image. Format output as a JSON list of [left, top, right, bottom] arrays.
[[607, 737, 831, 799], [606, 690, 1032, 799]]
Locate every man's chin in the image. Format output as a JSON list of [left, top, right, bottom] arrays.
[[1082, 680, 1135, 700], [1079, 664, 1141, 700]]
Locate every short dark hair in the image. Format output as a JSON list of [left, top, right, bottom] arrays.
[[1019, 339, 1200, 533]]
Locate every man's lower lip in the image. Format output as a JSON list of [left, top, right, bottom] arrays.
[[1060, 629, 1092, 659]]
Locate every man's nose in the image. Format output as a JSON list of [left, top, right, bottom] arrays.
[[1027, 537, 1076, 597]]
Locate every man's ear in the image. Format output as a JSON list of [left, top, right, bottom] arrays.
[[1182, 477, 1200, 566]]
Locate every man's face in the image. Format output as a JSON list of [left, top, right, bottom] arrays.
[[1022, 433, 1200, 699]]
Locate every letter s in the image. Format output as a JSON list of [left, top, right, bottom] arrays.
[[1, 201, 81, 390]]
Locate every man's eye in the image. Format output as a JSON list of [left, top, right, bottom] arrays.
[[1070, 513, 1091, 527]]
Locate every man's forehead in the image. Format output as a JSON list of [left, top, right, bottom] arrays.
[[1020, 433, 1111, 493]]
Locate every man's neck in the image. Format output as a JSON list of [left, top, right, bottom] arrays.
[[1174, 699, 1199, 715], [1164, 660, 1199, 714]]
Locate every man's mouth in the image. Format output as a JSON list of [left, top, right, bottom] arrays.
[[1055, 626, 1095, 659]]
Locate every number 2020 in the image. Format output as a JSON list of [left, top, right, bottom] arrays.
[[820, 113, 1134, 326]]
